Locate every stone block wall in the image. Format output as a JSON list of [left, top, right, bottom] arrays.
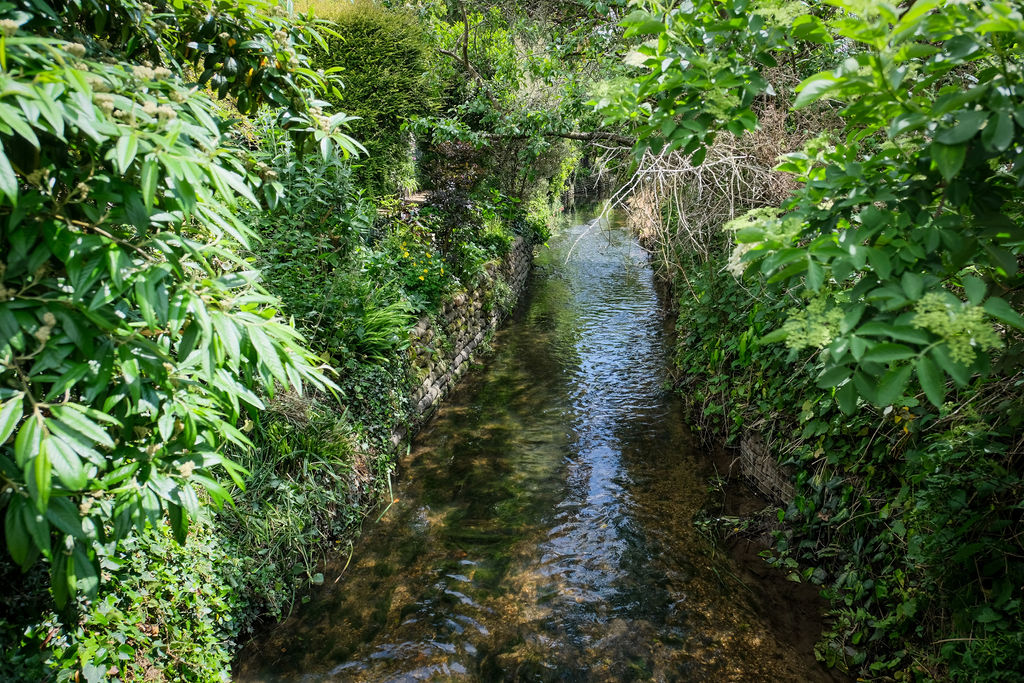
[[388, 236, 533, 448]]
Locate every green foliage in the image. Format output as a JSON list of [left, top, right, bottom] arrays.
[[738, 0, 1024, 410], [616, 0, 1024, 410], [250, 201, 417, 364], [595, 0, 789, 160], [218, 395, 386, 619], [407, 1, 629, 202], [367, 223, 449, 312], [309, 0, 438, 196], [0, 0, 362, 608], [635, 2, 1024, 677], [672, 255, 1024, 679], [2, 519, 246, 682], [0, 1, 537, 680]]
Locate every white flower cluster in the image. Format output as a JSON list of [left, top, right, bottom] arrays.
[[142, 100, 177, 121], [33, 312, 58, 344], [133, 64, 173, 81], [726, 242, 754, 278], [0, 18, 21, 38], [94, 93, 115, 115]]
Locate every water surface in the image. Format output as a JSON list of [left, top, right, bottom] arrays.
[[236, 210, 833, 681]]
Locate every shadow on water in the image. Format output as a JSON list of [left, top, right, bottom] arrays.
[[235, 209, 841, 682]]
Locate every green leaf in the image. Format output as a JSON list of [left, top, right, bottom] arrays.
[[985, 244, 1019, 277], [935, 110, 988, 145], [248, 325, 287, 385], [31, 437, 52, 512], [916, 355, 945, 407], [46, 497, 85, 540], [620, 10, 665, 37], [933, 344, 971, 386], [0, 394, 24, 444], [857, 323, 931, 345], [51, 553, 69, 608], [49, 405, 115, 449], [962, 276, 986, 305], [983, 296, 1024, 330], [816, 365, 851, 389], [850, 335, 867, 361], [20, 502, 50, 557], [862, 343, 916, 363], [868, 248, 892, 280], [191, 474, 234, 509], [794, 72, 838, 108], [806, 259, 824, 291], [140, 157, 158, 207], [877, 364, 913, 406], [211, 312, 241, 364], [167, 502, 188, 544], [791, 15, 833, 44], [836, 381, 857, 414], [45, 435, 88, 490], [759, 328, 788, 344], [14, 413, 41, 468], [901, 272, 923, 300], [4, 497, 30, 566], [976, 606, 1002, 624], [981, 111, 1014, 152], [73, 546, 99, 598], [114, 132, 139, 175], [0, 102, 40, 149], [931, 142, 966, 181], [0, 142, 19, 206], [853, 370, 878, 405]]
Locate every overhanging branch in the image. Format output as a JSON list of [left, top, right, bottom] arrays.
[[481, 130, 635, 147]]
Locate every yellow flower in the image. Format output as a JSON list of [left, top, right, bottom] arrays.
[[426, 253, 432, 258], [418, 276, 424, 281], [423, 268, 428, 273], [440, 267, 444, 274]]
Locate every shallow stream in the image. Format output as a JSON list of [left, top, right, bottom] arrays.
[[236, 210, 837, 681]]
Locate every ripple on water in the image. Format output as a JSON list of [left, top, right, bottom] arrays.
[[234, 210, 839, 682]]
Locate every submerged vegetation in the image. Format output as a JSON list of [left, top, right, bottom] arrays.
[[0, 0, 1022, 680]]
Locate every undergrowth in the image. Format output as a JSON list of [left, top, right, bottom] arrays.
[[671, 254, 1024, 681]]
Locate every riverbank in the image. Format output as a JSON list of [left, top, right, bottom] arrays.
[[0, 201, 542, 682], [661, 246, 1024, 680]]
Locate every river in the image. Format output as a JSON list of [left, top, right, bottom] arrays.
[[235, 209, 838, 681]]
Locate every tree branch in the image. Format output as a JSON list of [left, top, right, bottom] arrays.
[[481, 130, 635, 146], [437, 48, 500, 109]]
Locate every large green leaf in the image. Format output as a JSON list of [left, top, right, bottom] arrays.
[[916, 355, 946, 407], [0, 394, 24, 444], [931, 142, 966, 181], [877, 364, 913, 407], [983, 296, 1024, 330], [862, 343, 917, 363], [794, 72, 838, 108]]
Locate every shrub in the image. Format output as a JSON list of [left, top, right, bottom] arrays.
[[2, 519, 246, 682], [0, 0, 356, 611], [309, 0, 438, 196]]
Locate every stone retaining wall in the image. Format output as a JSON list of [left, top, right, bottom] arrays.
[[738, 432, 794, 506], [389, 236, 533, 449]]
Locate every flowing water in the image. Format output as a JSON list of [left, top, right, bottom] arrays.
[[236, 210, 837, 682]]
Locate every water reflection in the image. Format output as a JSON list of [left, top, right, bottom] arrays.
[[236, 210, 833, 681]]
